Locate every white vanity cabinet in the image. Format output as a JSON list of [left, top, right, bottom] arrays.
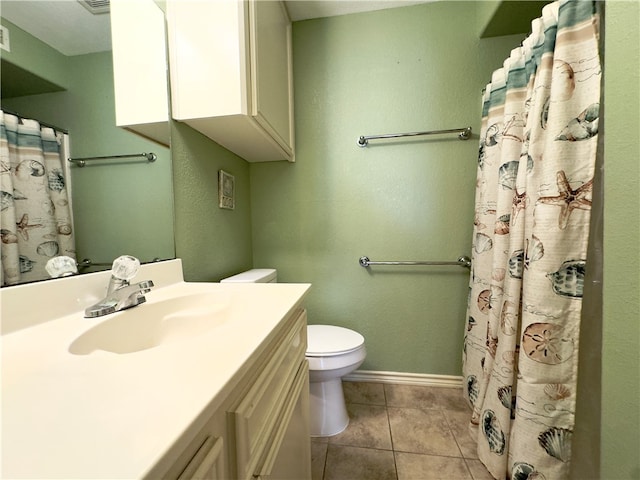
[[1, 262, 312, 479], [177, 436, 226, 479], [156, 308, 311, 480], [166, 0, 294, 163], [110, 0, 170, 146]]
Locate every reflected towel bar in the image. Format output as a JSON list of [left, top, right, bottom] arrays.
[[77, 257, 163, 270], [68, 152, 157, 167], [77, 259, 113, 270], [357, 127, 472, 147], [359, 256, 471, 268]]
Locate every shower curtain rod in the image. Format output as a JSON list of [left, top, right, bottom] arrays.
[[359, 255, 471, 268], [68, 152, 157, 167], [1, 108, 69, 134], [357, 126, 472, 147]]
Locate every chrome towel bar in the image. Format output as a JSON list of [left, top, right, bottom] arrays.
[[357, 127, 472, 147], [77, 259, 113, 270], [359, 256, 471, 268], [68, 152, 157, 167], [77, 257, 163, 270]]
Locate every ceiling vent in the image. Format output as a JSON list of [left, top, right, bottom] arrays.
[[78, 0, 110, 15]]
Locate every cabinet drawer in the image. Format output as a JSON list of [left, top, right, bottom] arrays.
[[230, 310, 306, 479]]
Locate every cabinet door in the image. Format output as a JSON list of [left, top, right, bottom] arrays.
[[230, 311, 307, 479], [177, 436, 224, 480], [166, 0, 294, 161], [254, 364, 311, 480], [110, 0, 169, 146], [167, 0, 248, 120], [250, 0, 294, 156]]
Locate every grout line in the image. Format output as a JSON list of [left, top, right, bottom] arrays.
[[328, 440, 395, 452], [462, 457, 478, 480], [441, 407, 468, 459], [382, 383, 400, 478], [321, 443, 329, 480], [319, 382, 488, 480], [384, 386, 400, 479]]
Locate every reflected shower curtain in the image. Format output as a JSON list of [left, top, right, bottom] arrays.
[[462, 1, 601, 478], [0, 112, 75, 285]]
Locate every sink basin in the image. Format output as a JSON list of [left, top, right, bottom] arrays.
[[69, 293, 230, 355]]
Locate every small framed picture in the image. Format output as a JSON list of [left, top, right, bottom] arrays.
[[0, 25, 11, 52], [218, 170, 235, 210]]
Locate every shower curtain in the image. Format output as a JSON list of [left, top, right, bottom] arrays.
[[462, 1, 601, 478], [0, 111, 75, 286]]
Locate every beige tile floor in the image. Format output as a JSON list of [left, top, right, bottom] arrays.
[[311, 382, 494, 480]]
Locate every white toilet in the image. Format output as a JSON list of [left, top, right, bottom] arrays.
[[220, 269, 366, 437], [306, 324, 366, 437]]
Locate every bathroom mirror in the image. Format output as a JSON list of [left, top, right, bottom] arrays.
[[0, 0, 175, 286]]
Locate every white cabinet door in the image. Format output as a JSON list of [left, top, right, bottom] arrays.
[[110, 0, 169, 146], [250, 0, 294, 156], [230, 312, 307, 479], [167, 0, 248, 120], [253, 365, 311, 480], [177, 437, 225, 480], [166, 0, 294, 162]]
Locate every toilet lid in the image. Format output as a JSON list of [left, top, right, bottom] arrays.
[[307, 325, 365, 356]]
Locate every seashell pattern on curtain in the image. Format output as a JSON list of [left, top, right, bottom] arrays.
[[0, 112, 76, 285], [462, 1, 601, 478]]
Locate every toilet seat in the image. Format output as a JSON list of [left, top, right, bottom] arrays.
[[307, 325, 365, 356], [306, 324, 367, 437]]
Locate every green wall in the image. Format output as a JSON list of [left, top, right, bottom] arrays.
[[476, 0, 501, 36], [249, 2, 522, 374], [479, 1, 552, 38], [63, 52, 174, 264], [171, 121, 253, 282], [601, 2, 640, 478], [0, 18, 68, 92]]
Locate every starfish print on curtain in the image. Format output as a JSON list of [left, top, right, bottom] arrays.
[[16, 213, 44, 241], [537, 170, 593, 230]]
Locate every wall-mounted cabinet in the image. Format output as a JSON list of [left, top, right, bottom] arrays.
[[110, 0, 170, 146], [166, 0, 294, 162]]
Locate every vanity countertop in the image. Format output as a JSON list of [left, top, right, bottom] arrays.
[[1, 260, 311, 479]]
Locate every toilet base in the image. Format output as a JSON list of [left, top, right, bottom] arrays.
[[309, 377, 349, 437]]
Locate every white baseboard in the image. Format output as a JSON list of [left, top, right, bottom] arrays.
[[343, 370, 463, 388]]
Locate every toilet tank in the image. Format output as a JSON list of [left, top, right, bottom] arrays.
[[220, 269, 277, 283]]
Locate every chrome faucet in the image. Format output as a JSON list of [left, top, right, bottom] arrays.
[[84, 255, 154, 318]]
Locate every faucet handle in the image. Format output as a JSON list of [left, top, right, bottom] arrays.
[[111, 255, 140, 281], [45, 255, 78, 278]]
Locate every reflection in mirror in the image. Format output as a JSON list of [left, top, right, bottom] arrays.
[[0, 0, 175, 286]]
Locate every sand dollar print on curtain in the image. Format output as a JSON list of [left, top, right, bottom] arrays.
[[462, 1, 601, 478]]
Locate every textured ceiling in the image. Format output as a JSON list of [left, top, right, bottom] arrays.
[[1, 0, 112, 56], [1, 0, 431, 56]]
